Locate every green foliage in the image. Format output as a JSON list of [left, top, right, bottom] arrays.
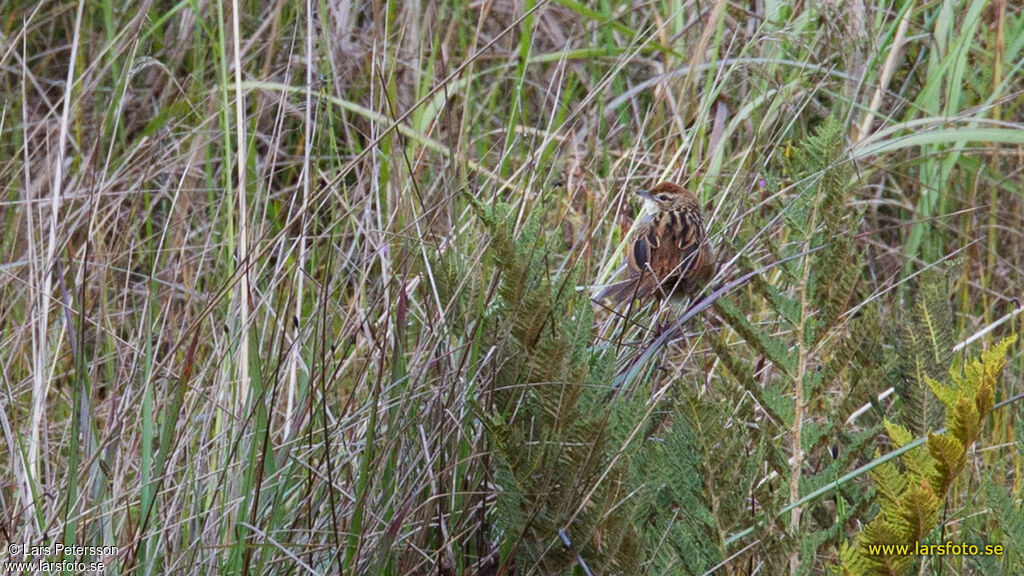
[[839, 336, 1017, 575], [981, 478, 1024, 574], [473, 199, 643, 574], [473, 197, 785, 575], [4, 2, 1023, 575], [712, 116, 885, 571], [628, 409, 718, 574], [624, 393, 771, 576], [891, 270, 956, 436]]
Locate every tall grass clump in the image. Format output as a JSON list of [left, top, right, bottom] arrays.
[[1, 1, 1021, 575]]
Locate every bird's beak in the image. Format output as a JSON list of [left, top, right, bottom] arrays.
[[634, 188, 651, 199]]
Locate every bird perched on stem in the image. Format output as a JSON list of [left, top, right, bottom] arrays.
[[597, 182, 715, 306]]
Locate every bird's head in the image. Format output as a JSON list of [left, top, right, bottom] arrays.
[[635, 182, 699, 213]]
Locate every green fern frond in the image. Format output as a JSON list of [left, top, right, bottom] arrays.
[[869, 457, 909, 506], [630, 398, 723, 575], [839, 336, 1016, 575], [473, 198, 648, 574], [816, 248, 862, 337], [787, 116, 852, 245], [715, 298, 796, 379], [924, 376, 958, 410], [893, 270, 955, 436], [707, 332, 787, 424], [884, 420, 935, 481], [898, 479, 940, 541], [926, 432, 966, 494], [982, 479, 1024, 573], [951, 334, 1016, 417]]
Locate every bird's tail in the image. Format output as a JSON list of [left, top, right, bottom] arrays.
[[593, 279, 640, 304]]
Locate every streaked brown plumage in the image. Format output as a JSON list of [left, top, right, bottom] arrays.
[[597, 182, 715, 305]]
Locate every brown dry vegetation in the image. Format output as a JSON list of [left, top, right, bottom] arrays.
[[1, 1, 1022, 575]]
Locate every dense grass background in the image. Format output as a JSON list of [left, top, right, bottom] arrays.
[[1, 0, 1022, 574]]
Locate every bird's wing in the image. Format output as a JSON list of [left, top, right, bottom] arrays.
[[631, 234, 650, 271], [652, 209, 701, 279]]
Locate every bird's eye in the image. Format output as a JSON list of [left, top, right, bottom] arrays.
[[657, 194, 669, 202]]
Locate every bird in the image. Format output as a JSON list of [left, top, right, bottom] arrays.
[[596, 182, 715, 306]]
